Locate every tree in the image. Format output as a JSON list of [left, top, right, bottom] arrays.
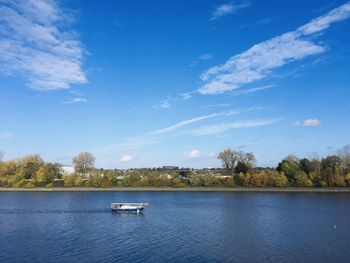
[[72, 152, 95, 177], [277, 158, 300, 183], [299, 158, 312, 174], [17, 155, 44, 179], [218, 149, 239, 174], [235, 161, 250, 174], [338, 145, 350, 169], [321, 155, 343, 185], [241, 152, 256, 167]]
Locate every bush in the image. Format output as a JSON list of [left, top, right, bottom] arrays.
[[250, 171, 268, 187], [295, 171, 313, 187], [235, 172, 251, 186], [223, 177, 235, 187], [271, 172, 288, 187], [172, 179, 186, 188], [23, 181, 35, 188], [100, 179, 112, 188], [330, 176, 346, 187]]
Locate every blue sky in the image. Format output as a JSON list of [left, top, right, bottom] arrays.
[[1, 0, 350, 168]]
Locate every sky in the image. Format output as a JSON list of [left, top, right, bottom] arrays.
[[1, 0, 350, 169]]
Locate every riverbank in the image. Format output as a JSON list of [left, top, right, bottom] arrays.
[[1, 187, 350, 192]]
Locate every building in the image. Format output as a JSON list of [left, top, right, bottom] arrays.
[[60, 165, 74, 176]]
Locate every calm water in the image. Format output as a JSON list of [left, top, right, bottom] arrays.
[[0, 191, 350, 263]]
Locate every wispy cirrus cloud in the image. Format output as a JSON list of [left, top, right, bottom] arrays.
[[94, 107, 261, 154], [153, 91, 195, 110], [210, 1, 251, 21], [189, 118, 282, 136], [230, 85, 274, 96], [293, 118, 322, 127], [148, 107, 260, 135], [199, 1, 350, 95], [62, 98, 87, 104], [0, 0, 87, 90], [199, 53, 213, 60]]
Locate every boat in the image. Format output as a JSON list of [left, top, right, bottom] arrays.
[[111, 202, 149, 213]]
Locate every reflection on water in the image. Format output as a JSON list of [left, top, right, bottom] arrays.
[[0, 192, 350, 263]]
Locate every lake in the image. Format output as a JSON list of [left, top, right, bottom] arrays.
[[0, 191, 350, 262]]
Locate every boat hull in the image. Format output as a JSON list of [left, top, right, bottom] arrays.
[[111, 207, 145, 212], [110, 202, 149, 213]]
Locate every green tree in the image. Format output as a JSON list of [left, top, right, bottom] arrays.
[[277, 158, 300, 183], [321, 155, 343, 185], [294, 171, 313, 187], [299, 158, 312, 174], [235, 161, 250, 174]]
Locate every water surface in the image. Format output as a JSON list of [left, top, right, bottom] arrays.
[[0, 192, 349, 262]]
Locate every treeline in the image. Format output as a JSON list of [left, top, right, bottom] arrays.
[[0, 146, 350, 188]]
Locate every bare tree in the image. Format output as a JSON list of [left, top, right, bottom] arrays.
[[72, 152, 95, 177], [218, 149, 239, 174], [338, 145, 350, 168]]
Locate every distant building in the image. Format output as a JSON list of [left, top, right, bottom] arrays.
[[215, 175, 232, 179], [61, 165, 74, 176], [116, 176, 124, 181], [162, 166, 179, 170]]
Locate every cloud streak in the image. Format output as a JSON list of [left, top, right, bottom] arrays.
[[94, 107, 262, 154], [210, 1, 251, 20], [189, 118, 281, 136], [62, 98, 88, 104], [0, 0, 87, 90], [199, 1, 350, 95], [148, 107, 260, 135], [293, 118, 322, 127]]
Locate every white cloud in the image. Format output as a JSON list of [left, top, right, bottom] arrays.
[[189, 118, 281, 136], [62, 98, 87, 104], [121, 154, 133, 163], [184, 149, 201, 159], [230, 85, 274, 96], [153, 91, 196, 110], [94, 107, 261, 154], [148, 107, 259, 135], [297, 3, 350, 35], [240, 85, 274, 94], [199, 1, 350, 95], [157, 99, 171, 110], [211, 2, 251, 20], [0, 131, 13, 139], [0, 0, 87, 90], [199, 53, 213, 60], [293, 118, 321, 127]]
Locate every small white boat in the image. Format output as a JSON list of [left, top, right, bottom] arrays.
[[111, 202, 149, 213]]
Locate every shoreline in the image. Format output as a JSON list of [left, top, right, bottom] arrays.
[[1, 187, 350, 193]]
